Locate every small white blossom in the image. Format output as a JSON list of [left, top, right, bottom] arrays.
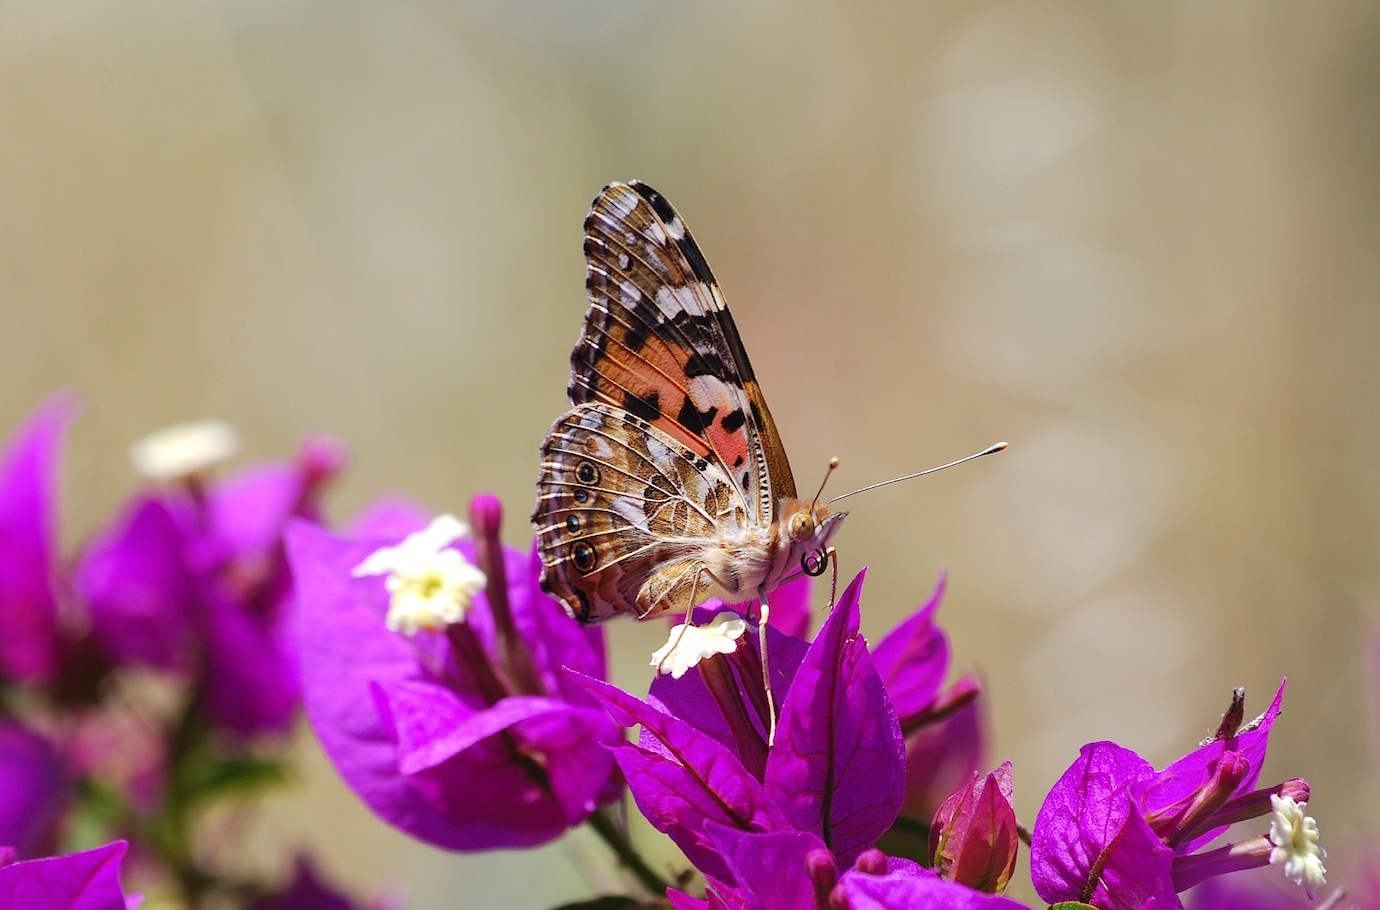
[[1269, 793, 1327, 898], [353, 514, 485, 635], [129, 420, 240, 480], [651, 613, 748, 679]]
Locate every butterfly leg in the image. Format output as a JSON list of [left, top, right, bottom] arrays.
[[757, 586, 778, 746]]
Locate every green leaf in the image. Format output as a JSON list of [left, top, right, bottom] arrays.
[[1049, 903, 1100, 910], [174, 752, 290, 809]]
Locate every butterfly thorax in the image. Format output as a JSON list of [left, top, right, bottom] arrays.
[[698, 499, 847, 604]]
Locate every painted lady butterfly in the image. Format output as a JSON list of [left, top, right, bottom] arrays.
[[533, 181, 846, 625]]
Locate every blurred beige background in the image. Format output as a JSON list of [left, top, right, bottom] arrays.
[[3, 1, 1378, 907]]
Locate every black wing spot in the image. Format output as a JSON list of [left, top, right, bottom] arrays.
[[573, 488, 590, 504], [677, 396, 718, 435], [721, 409, 746, 433], [571, 542, 599, 573], [565, 515, 582, 533], [733, 455, 745, 468], [694, 457, 710, 473], [577, 461, 600, 485], [623, 389, 662, 422], [684, 349, 730, 380], [625, 319, 650, 352]]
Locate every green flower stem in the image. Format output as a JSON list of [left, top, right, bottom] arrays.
[[587, 806, 672, 897]]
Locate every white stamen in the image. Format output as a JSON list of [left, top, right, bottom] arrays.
[[353, 514, 485, 635], [650, 612, 747, 679], [129, 420, 239, 480], [1268, 794, 1327, 899]]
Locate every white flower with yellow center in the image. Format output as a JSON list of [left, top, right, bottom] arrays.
[[352, 514, 486, 635], [651, 612, 748, 679], [129, 420, 240, 480], [1268, 793, 1327, 898]]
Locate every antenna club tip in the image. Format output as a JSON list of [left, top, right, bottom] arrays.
[[828, 456, 841, 469], [989, 441, 1008, 453]]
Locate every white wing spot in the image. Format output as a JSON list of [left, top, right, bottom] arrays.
[[617, 252, 631, 270], [613, 496, 652, 532], [655, 285, 701, 319], [666, 217, 685, 241]]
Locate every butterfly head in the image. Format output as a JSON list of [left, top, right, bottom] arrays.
[[779, 499, 847, 580]]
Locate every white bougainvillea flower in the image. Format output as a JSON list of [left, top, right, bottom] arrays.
[[651, 612, 748, 679], [1269, 794, 1327, 898], [129, 420, 240, 480], [352, 514, 485, 635]]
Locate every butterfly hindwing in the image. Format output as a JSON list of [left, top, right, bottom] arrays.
[[535, 403, 748, 622], [573, 181, 798, 524]]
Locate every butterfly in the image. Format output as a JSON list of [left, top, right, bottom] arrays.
[[532, 181, 847, 625]]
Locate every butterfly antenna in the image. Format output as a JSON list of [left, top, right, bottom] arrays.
[[827, 442, 1007, 504], [810, 457, 840, 511]]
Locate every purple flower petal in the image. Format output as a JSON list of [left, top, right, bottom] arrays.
[[838, 867, 1034, 909], [76, 496, 199, 673], [0, 841, 129, 910], [765, 569, 906, 867], [0, 395, 74, 684], [871, 572, 950, 720], [344, 496, 431, 539], [385, 683, 618, 825], [199, 581, 297, 737], [700, 824, 827, 910], [665, 891, 709, 910], [1139, 679, 1287, 854], [0, 720, 64, 857], [573, 673, 788, 884], [209, 461, 305, 558], [1029, 741, 1155, 905]]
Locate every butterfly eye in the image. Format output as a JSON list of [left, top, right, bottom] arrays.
[[571, 542, 598, 573], [789, 512, 815, 542], [576, 461, 600, 485], [801, 548, 828, 577]]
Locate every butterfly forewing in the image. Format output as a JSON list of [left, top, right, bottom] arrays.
[[573, 182, 797, 519]]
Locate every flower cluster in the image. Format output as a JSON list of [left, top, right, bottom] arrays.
[[0, 397, 375, 906], [0, 393, 1343, 910], [284, 492, 1334, 909]]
